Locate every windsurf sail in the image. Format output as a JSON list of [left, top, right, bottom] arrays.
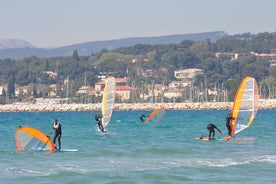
[[230, 76, 259, 135], [101, 77, 116, 129], [145, 107, 166, 123], [14, 126, 55, 152]]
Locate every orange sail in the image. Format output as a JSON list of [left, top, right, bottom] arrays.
[[145, 107, 166, 123], [230, 76, 259, 135], [14, 126, 55, 152]]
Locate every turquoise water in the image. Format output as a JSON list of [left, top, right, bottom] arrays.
[[0, 110, 275, 184]]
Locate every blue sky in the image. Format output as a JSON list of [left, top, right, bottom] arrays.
[[1, 0, 276, 48]]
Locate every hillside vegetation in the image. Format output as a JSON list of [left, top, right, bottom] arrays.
[[0, 32, 276, 104]]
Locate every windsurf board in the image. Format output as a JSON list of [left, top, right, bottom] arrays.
[[194, 136, 216, 141], [57, 148, 79, 152], [33, 147, 78, 152]]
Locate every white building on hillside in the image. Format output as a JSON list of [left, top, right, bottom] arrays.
[[174, 68, 203, 80]]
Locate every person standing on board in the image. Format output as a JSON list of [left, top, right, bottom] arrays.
[[207, 123, 222, 140], [95, 114, 105, 132], [226, 111, 235, 136], [52, 118, 62, 150]]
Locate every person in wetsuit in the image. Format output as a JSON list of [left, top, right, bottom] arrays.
[[53, 118, 62, 150], [226, 111, 235, 136], [139, 114, 147, 122], [95, 114, 105, 132], [207, 123, 222, 140]]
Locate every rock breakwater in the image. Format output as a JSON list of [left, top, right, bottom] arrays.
[[0, 100, 275, 112]]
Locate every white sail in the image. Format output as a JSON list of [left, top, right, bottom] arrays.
[[101, 77, 116, 129]]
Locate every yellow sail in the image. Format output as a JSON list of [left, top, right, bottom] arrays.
[[102, 77, 116, 129], [231, 76, 259, 135]]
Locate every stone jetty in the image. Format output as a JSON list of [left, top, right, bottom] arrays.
[[0, 100, 275, 112]]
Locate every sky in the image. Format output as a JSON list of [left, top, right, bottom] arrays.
[[1, 0, 276, 48]]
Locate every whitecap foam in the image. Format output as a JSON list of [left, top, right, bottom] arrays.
[[54, 164, 88, 174], [2, 167, 53, 177], [257, 155, 276, 163]]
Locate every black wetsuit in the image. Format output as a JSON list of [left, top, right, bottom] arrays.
[[226, 113, 235, 136], [53, 121, 62, 150], [95, 114, 104, 132], [139, 114, 147, 122], [207, 123, 222, 139]]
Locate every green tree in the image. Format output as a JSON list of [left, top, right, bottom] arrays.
[[72, 50, 80, 61], [2, 88, 6, 97], [33, 85, 38, 98], [44, 58, 49, 71], [7, 75, 15, 98]]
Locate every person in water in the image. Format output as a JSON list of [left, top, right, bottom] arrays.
[[139, 114, 147, 122], [226, 111, 235, 136], [52, 118, 62, 150], [207, 123, 222, 140], [95, 114, 105, 132]]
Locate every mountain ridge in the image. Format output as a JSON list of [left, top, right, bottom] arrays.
[[0, 31, 227, 60], [0, 39, 35, 49]]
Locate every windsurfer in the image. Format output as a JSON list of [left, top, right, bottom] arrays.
[[139, 114, 147, 122], [207, 123, 222, 140], [226, 111, 235, 136], [95, 114, 105, 132], [52, 119, 62, 150]]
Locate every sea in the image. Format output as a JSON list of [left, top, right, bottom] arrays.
[[0, 110, 275, 184]]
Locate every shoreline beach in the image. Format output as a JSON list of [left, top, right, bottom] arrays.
[[0, 100, 275, 112]]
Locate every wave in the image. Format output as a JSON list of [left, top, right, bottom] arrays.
[[257, 155, 276, 163]]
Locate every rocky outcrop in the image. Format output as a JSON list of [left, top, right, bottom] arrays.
[[0, 100, 275, 112]]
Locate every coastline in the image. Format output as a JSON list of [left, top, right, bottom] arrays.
[[0, 99, 275, 112]]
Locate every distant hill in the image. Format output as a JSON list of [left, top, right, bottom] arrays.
[[0, 39, 34, 49], [0, 31, 227, 60]]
